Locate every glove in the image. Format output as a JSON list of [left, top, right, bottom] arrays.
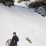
[[14, 41, 15, 42]]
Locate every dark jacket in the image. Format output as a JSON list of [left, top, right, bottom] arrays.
[[12, 36, 19, 45]]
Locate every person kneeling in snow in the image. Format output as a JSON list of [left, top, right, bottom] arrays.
[[10, 32, 19, 46]]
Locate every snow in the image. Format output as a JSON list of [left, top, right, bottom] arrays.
[[15, 0, 35, 6], [14, 1, 31, 7], [0, 1, 46, 46]]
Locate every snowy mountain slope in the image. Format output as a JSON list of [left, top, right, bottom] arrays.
[[0, 3, 46, 46]]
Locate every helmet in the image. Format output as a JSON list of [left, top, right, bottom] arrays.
[[13, 32, 16, 34]]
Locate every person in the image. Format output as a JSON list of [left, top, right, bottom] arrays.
[[11, 32, 19, 46]]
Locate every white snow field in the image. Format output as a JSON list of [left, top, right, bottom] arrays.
[[0, 2, 46, 46]]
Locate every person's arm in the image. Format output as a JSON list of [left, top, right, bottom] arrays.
[[17, 37, 19, 42]]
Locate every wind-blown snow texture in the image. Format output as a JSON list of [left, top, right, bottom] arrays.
[[0, 2, 46, 46]]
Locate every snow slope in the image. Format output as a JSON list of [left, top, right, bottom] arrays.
[[0, 3, 46, 46]]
